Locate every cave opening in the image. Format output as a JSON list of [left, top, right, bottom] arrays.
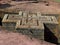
[[44, 24, 58, 44]]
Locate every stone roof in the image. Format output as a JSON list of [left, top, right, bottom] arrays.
[[2, 11, 58, 30]]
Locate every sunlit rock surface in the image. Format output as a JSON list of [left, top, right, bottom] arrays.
[[0, 26, 56, 45]]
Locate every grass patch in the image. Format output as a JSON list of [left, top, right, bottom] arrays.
[[54, 0, 60, 2]]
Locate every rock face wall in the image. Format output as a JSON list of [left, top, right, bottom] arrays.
[[2, 11, 58, 40]]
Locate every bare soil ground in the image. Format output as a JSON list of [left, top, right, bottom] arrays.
[[0, 0, 60, 14], [0, 26, 56, 45]]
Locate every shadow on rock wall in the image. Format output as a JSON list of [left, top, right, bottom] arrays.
[[0, 18, 2, 26], [0, 3, 12, 9], [44, 24, 58, 44]]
